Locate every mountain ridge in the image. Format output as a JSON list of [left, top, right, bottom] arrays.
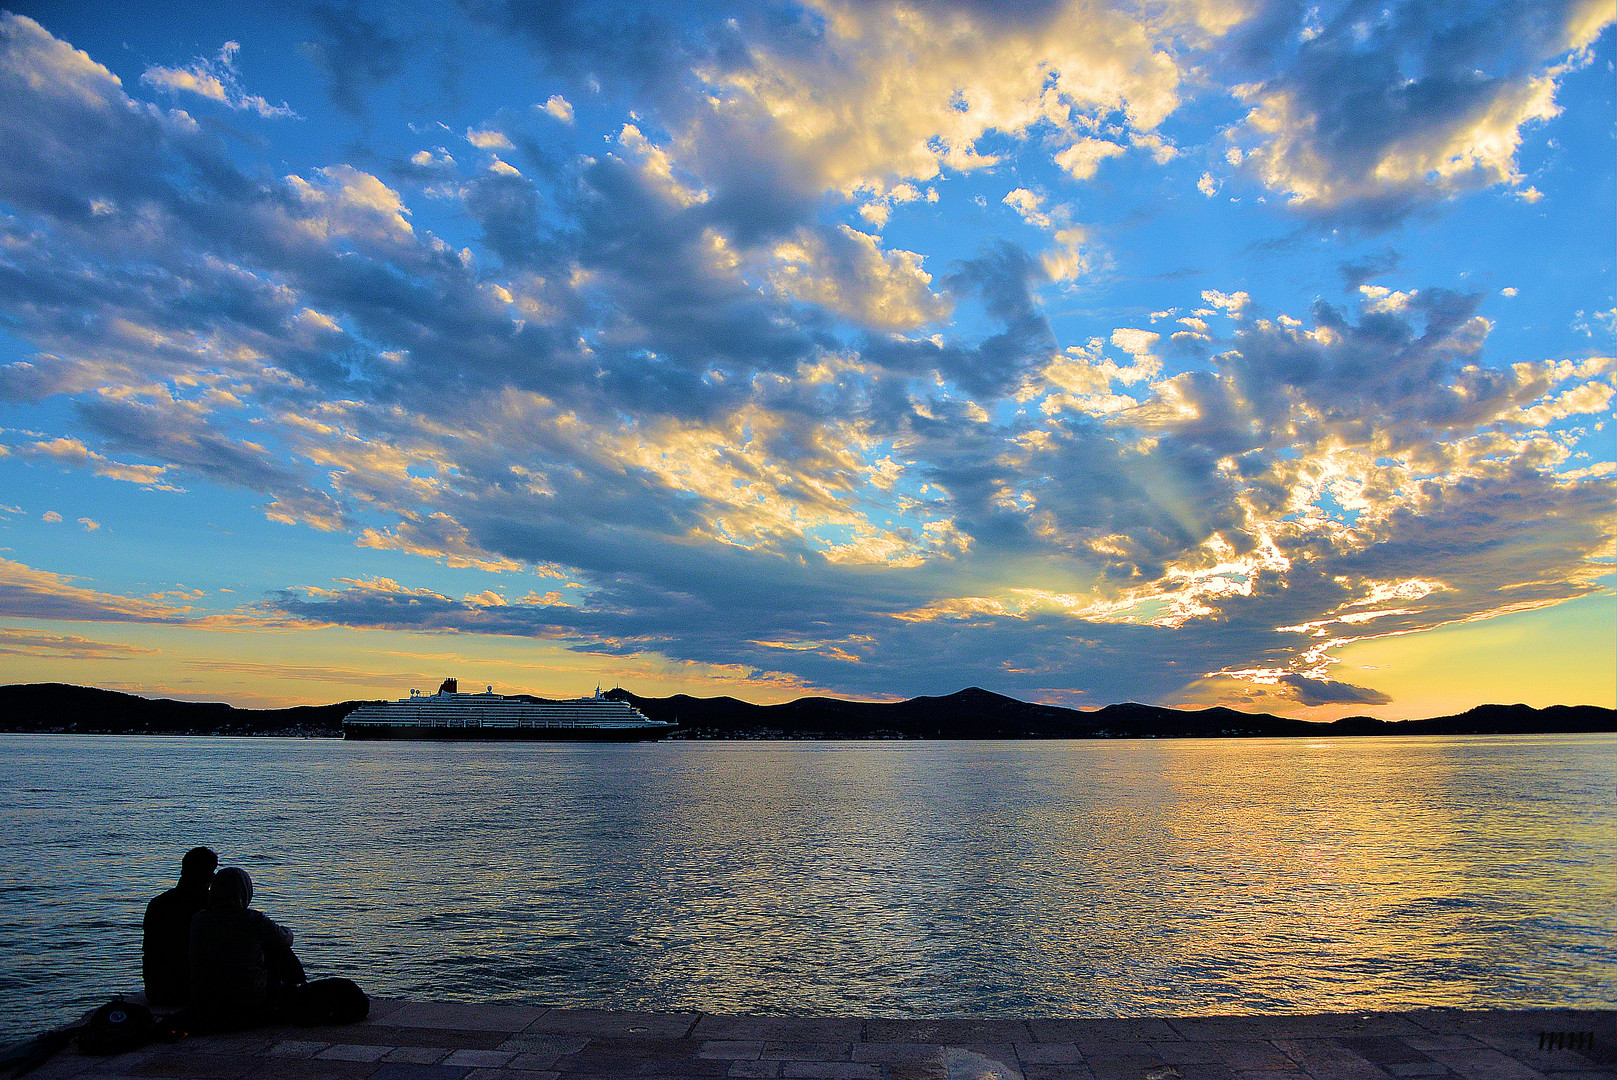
[[602, 686, 1615, 738], [1, 682, 1610, 738]]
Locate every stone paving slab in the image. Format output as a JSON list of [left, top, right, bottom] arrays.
[[1031, 1021, 1182, 1045], [521, 1010, 699, 1040], [289, 1025, 509, 1051], [13, 1004, 1610, 1080], [383, 1004, 547, 1033], [693, 1017, 865, 1043], [864, 1021, 1035, 1046]]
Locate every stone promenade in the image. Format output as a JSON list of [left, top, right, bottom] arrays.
[[21, 1001, 1614, 1080]]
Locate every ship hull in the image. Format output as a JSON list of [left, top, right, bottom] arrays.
[[342, 685, 673, 742], [343, 722, 674, 742]]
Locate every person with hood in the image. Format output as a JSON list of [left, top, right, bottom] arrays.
[[188, 867, 306, 1027], [142, 846, 217, 1006]]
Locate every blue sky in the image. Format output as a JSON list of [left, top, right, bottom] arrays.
[[0, 0, 1612, 713]]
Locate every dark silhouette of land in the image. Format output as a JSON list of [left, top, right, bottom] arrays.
[[604, 687, 1614, 738], [0, 682, 1611, 739], [0, 683, 358, 735]]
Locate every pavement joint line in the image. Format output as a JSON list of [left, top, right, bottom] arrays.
[[14, 1004, 1611, 1080]]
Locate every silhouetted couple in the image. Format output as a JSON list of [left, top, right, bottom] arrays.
[[142, 847, 364, 1030]]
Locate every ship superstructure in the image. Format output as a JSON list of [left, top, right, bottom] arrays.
[[343, 679, 676, 741]]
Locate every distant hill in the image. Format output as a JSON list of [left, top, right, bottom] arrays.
[[0, 682, 1610, 739], [603, 686, 1616, 739], [0, 683, 361, 735]]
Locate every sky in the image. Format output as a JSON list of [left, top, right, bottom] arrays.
[[0, 0, 1612, 715]]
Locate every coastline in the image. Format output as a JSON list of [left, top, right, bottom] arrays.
[[21, 1000, 1615, 1080], [4, 682, 1614, 741], [5, 728, 1617, 741]]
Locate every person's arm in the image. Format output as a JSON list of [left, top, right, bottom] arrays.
[[255, 913, 306, 988]]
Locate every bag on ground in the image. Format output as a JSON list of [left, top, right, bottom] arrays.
[[75, 998, 155, 1056], [282, 979, 369, 1026]]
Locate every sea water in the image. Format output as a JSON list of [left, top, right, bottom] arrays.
[[0, 733, 1612, 1039]]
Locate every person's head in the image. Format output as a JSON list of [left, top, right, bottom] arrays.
[[208, 866, 253, 911], [179, 846, 218, 884]]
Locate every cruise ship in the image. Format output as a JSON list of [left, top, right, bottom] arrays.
[[343, 679, 677, 741]]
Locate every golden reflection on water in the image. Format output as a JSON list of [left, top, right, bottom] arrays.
[[0, 734, 1611, 1035]]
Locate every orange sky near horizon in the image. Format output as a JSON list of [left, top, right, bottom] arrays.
[[0, 6, 1612, 719]]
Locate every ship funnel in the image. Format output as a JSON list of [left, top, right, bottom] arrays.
[[438, 677, 457, 695]]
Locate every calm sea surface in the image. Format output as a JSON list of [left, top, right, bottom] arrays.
[[1, 733, 1612, 1039]]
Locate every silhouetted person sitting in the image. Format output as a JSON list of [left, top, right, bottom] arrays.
[[188, 867, 306, 1028], [142, 846, 217, 1006]]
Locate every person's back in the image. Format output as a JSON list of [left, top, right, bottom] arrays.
[[189, 867, 304, 1027], [142, 846, 216, 1006]]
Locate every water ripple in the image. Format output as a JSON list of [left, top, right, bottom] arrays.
[[0, 734, 1612, 1037]]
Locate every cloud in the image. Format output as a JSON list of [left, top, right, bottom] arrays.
[[77, 517, 99, 531], [0, 14, 120, 112], [1040, 228, 1095, 284], [409, 147, 456, 172], [1003, 189, 1049, 229], [1054, 138, 1127, 181], [764, 226, 947, 330], [1224, 0, 1614, 223], [264, 284, 1613, 707], [141, 41, 297, 118], [1201, 290, 1249, 316], [0, 558, 190, 622], [287, 164, 416, 250], [73, 396, 349, 531], [19, 437, 183, 490], [464, 0, 707, 94], [301, 3, 411, 117], [541, 94, 574, 124], [0, 13, 1612, 714], [1110, 328, 1160, 359], [467, 127, 514, 150], [1338, 248, 1400, 291], [182, 656, 434, 688], [0, 626, 157, 659], [851, 241, 1057, 400], [856, 182, 937, 229], [678, 0, 1188, 204], [1572, 308, 1617, 338], [357, 512, 527, 573], [999, 191, 1095, 282]]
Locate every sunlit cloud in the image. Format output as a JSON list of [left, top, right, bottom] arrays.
[[541, 95, 574, 124], [0, 626, 157, 660], [140, 41, 297, 118], [0, 7, 1611, 714], [0, 558, 191, 623], [1223, 0, 1614, 222], [689, 0, 1188, 201]]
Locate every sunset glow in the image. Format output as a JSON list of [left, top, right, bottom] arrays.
[[0, 2, 1611, 715]]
